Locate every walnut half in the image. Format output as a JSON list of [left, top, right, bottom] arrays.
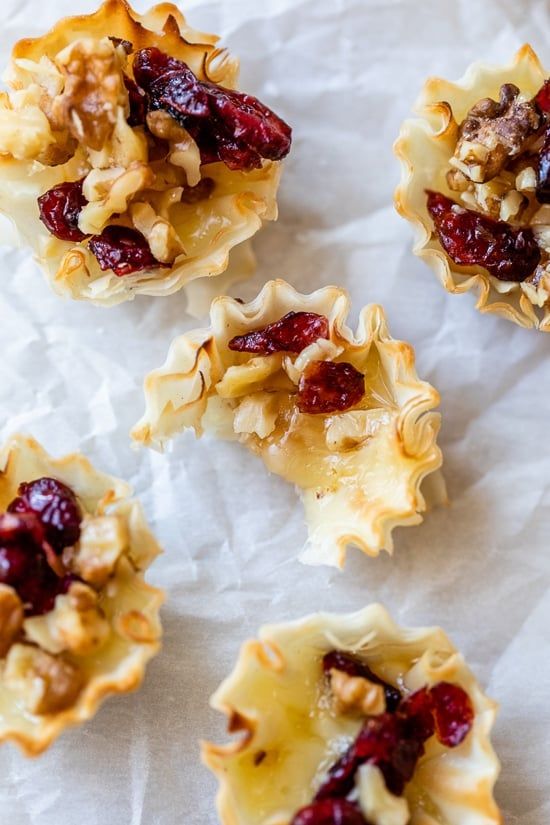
[[329, 667, 386, 716], [3, 643, 83, 714], [450, 83, 540, 184]]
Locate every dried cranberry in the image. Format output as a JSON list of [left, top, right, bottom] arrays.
[[88, 225, 166, 276], [322, 651, 402, 712], [8, 477, 82, 553], [314, 745, 360, 801], [291, 799, 367, 825], [0, 512, 64, 616], [37, 180, 88, 242], [426, 190, 540, 281], [133, 47, 186, 89], [398, 687, 435, 742], [535, 79, 550, 113], [229, 312, 329, 355], [430, 682, 474, 747], [124, 75, 147, 126], [132, 46, 292, 171], [297, 361, 365, 415]]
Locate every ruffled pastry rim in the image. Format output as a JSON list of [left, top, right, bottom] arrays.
[[201, 603, 502, 825], [131, 279, 443, 567], [394, 43, 550, 331], [0, 0, 281, 307], [0, 433, 164, 756]]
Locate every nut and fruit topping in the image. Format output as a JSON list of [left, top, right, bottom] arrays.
[[428, 78, 550, 284], [132, 46, 292, 171], [228, 311, 329, 355], [33, 38, 291, 278], [297, 361, 365, 415], [290, 651, 474, 825], [4, 643, 83, 714], [426, 190, 541, 281]]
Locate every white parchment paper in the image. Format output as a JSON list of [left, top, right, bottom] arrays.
[[0, 0, 548, 822]]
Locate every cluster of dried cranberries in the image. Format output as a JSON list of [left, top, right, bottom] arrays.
[[228, 311, 366, 415], [427, 77, 550, 282], [36, 43, 291, 277], [291, 651, 474, 825], [0, 478, 82, 616]]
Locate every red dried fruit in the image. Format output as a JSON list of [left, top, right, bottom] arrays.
[[124, 74, 147, 126], [297, 361, 365, 415], [88, 225, 166, 276], [132, 46, 292, 171], [291, 799, 367, 825], [313, 677, 474, 806], [426, 190, 540, 282], [37, 180, 88, 242], [430, 682, 474, 747], [8, 477, 82, 553], [0, 512, 66, 616], [535, 79, 550, 113], [228, 311, 329, 355], [322, 651, 402, 712]]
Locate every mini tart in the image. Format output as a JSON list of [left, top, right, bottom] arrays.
[[131, 280, 444, 568], [0, 434, 163, 755], [395, 44, 550, 331], [202, 604, 501, 825], [0, 0, 288, 307]]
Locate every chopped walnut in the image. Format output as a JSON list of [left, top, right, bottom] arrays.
[[329, 667, 386, 716], [3, 643, 83, 714], [72, 514, 128, 587], [130, 201, 185, 263], [450, 84, 540, 183], [146, 110, 202, 186], [24, 581, 110, 656], [0, 585, 24, 657], [79, 162, 154, 235], [51, 37, 127, 151]]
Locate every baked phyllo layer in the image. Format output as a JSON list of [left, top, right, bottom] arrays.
[[396, 45, 550, 330], [0, 434, 163, 755], [0, 0, 291, 305], [132, 280, 443, 568], [203, 605, 501, 825]]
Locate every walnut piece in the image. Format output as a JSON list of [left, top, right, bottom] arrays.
[[24, 581, 110, 656], [72, 514, 128, 587], [329, 667, 386, 716], [450, 84, 540, 183], [51, 37, 127, 151], [3, 643, 83, 714], [0, 585, 23, 657], [146, 110, 202, 186]]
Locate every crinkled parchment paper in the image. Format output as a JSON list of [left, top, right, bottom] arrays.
[[0, 0, 548, 822]]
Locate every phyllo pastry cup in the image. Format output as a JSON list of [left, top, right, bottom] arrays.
[[202, 604, 501, 825], [395, 44, 550, 331], [0, 434, 163, 755], [132, 279, 444, 568], [0, 0, 291, 306]]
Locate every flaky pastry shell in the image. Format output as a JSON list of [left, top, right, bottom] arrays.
[[132, 280, 443, 568], [0, 434, 163, 755], [0, 0, 281, 307], [202, 604, 501, 825], [395, 44, 550, 330]]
